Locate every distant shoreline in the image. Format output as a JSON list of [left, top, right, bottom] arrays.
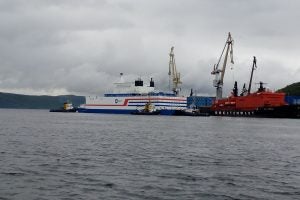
[[0, 92, 85, 109]]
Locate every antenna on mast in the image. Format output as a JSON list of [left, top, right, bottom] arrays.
[[119, 72, 124, 83]]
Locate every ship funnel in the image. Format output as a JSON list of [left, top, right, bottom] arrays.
[[150, 78, 154, 87], [135, 78, 143, 87]]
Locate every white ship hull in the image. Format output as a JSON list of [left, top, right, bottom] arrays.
[[78, 95, 187, 115]]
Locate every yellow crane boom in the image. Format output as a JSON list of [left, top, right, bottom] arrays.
[[169, 47, 182, 95]]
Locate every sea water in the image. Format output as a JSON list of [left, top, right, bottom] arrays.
[[0, 109, 299, 200]]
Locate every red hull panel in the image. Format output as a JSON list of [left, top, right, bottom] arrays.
[[212, 92, 286, 111]]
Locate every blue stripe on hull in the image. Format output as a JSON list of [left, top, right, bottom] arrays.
[[77, 108, 177, 115], [128, 101, 187, 104], [77, 108, 135, 114], [159, 110, 176, 115], [128, 104, 186, 107]]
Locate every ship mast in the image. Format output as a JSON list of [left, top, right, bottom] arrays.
[[169, 46, 182, 95], [248, 56, 257, 94], [211, 32, 234, 100]]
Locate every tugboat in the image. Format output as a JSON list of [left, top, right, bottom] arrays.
[[49, 102, 77, 112], [174, 89, 210, 116], [131, 102, 160, 115], [174, 108, 210, 116]]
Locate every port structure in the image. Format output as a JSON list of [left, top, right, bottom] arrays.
[[169, 47, 182, 95], [247, 56, 257, 94], [211, 32, 234, 100]]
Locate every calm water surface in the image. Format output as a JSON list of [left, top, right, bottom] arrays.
[[0, 109, 299, 200]]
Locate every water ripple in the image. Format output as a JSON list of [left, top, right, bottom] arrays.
[[0, 109, 299, 200]]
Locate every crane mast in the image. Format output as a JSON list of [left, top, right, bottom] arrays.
[[211, 32, 234, 100], [248, 56, 257, 94], [169, 46, 182, 95]]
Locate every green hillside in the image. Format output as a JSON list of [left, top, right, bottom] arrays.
[[0, 92, 85, 109], [277, 82, 300, 96]]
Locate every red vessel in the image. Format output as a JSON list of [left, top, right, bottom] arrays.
[[211, 82, 287, 115], [209, 33, 299, 118], [210, 58, 299, 118]]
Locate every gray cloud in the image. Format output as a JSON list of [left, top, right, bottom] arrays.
[[0, 0, 299, 96]]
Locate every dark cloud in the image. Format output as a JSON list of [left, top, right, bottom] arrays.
[[0, 0, 299, 96]]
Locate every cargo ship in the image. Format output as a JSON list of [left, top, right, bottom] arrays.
[[77, 77, 187, 115], [77, 47, 187, 115], [210, 33, 299, 118]]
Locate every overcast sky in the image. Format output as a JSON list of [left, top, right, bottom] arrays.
[[0, 0, 299, 96]]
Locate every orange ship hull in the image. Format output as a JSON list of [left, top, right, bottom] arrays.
[[211, 91, 287, 111]]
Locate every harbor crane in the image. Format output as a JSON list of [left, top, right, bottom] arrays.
[[169, 46, 182, 95], [248, 56, 257, 94], [211, 32, 234, 100]]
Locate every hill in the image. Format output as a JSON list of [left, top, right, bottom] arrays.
[[0, 92, 85, 109], [277, 82, 300, 96]]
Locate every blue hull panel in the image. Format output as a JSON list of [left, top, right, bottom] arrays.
[[77, 108, 177, 115], [77, 108, 135, 114], [159, 110, 176, 115]]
